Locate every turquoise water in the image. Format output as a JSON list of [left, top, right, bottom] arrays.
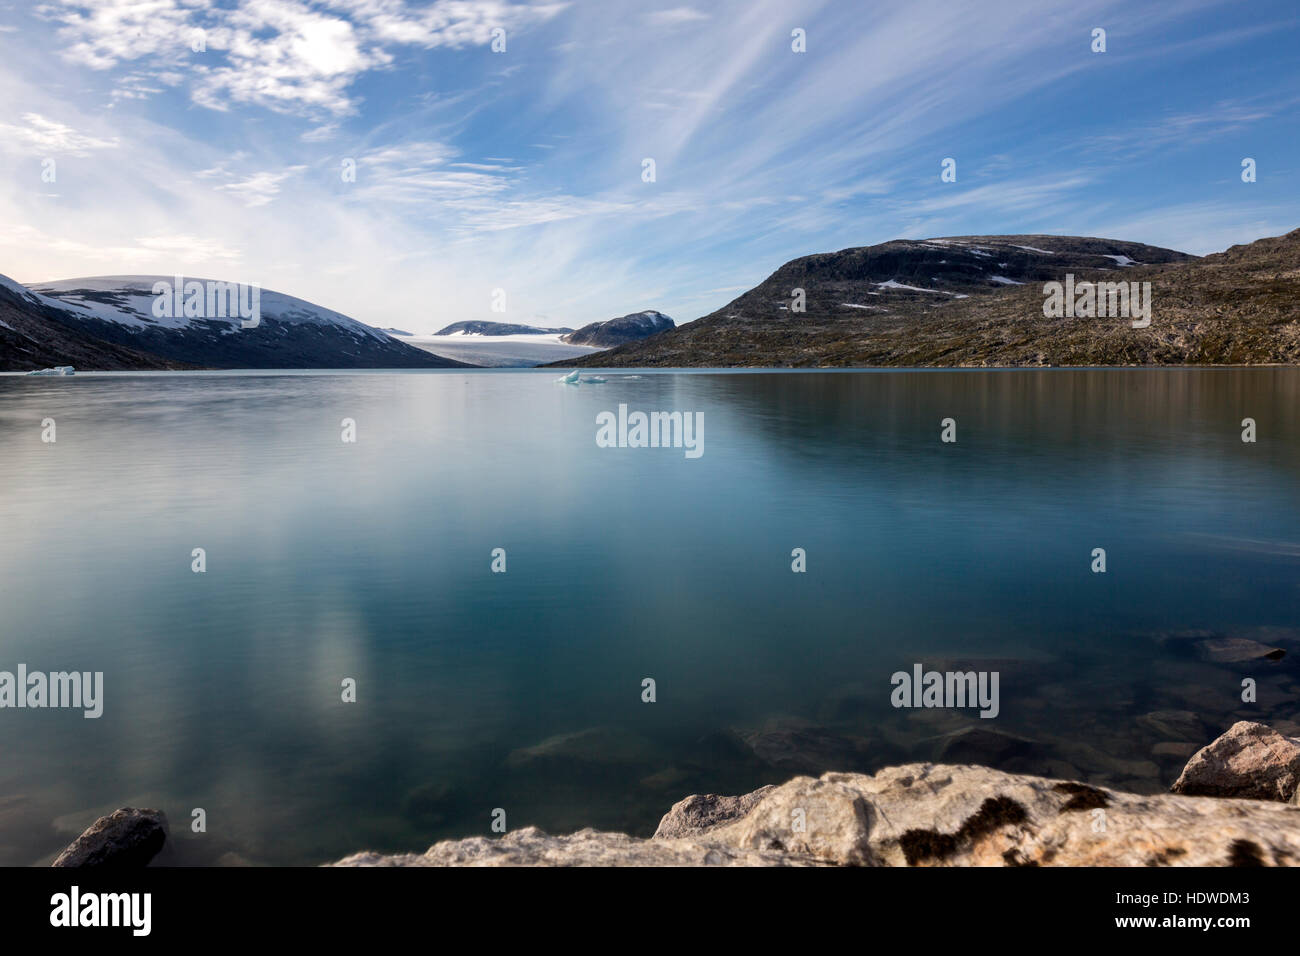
[[0, 369, 1297, 865]]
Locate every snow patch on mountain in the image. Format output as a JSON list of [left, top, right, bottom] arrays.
[[875, 280, 959, 296]]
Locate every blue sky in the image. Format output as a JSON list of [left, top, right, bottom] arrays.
[[0, 0, 1296, 332]]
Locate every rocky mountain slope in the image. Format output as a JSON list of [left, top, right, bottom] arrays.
[[1, 274, 469, 370], [435, 320, 573, 336], [554, 231, 1300, 367], [561, 310, 675, 347]]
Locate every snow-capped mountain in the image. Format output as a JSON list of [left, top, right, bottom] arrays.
[[561, 310, 675, 347], [0, 274, 468, 370]]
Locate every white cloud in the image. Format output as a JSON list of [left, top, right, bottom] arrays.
[[2, 0, 1295, 336], [0, 112, 118, 155], [645, 7, 710, 26], [43, 0, 570, 117], [213, 167, 309, 207], [301, 123, 339, 142]]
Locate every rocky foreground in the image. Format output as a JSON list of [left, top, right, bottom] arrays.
[[329, 722, 1300, 867], [51, 721, 1300, 867]]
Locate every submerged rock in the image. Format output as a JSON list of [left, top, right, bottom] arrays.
[[1172, 721, 1300, 802], [1137, 710, 1208, 742], [1051, 739, 1161, 783], [504, 726, 659, 771], [924, 725, 1039, 766], [1195, 637, 1286, 663], [739, 718, 878, 775], [1152, 742, 1201, 761], [52, 808, 167, 868]]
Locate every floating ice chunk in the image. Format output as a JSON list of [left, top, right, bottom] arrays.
[[27, 366, 76, 376], [556, 370, 605, 384]]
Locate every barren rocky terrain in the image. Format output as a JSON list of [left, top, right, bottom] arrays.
[[555, 230, 1300, 368]]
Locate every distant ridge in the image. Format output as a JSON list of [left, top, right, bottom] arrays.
[[435, 320, 573, 336], [551, 231, 1300, 367], [561, 310, 674, 347]]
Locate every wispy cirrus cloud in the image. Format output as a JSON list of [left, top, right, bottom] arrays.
[[645, 7, 710, 27], [0, 111, 118, 155], [0, 0, 1293, 333], [213, 167, 310, 207]]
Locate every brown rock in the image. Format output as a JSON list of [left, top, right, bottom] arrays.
[[1172, 721, 1300, 802], [51, 808, 168, 868]]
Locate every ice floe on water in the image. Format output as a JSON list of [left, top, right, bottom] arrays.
[[26, 366, 75, 376], [556, 370, 606, 385]]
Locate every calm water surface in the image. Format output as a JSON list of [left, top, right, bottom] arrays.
[[1, 369, 1297, 864]]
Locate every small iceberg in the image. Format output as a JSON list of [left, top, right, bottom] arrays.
[[27, 366, 75, 376], [556, 370, 606, 385]]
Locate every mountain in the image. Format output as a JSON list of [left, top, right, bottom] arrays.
[[1, 275, 470, 370], [560, 310, 675, 347], [435, 320, 573, 336], [379, 327, 414, 336], [545, 233, 1300, 367], [0, 275, 194, 371]]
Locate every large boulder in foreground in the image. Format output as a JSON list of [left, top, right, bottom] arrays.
[[331, 763, 1300, 867], [1172, 721, 1300, 802], [653, 786, 775, 839], [332, 826, 816, 867], [52, 808, 168, 868]]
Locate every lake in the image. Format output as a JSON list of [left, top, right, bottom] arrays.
[[1, 368, 1297, 865]]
